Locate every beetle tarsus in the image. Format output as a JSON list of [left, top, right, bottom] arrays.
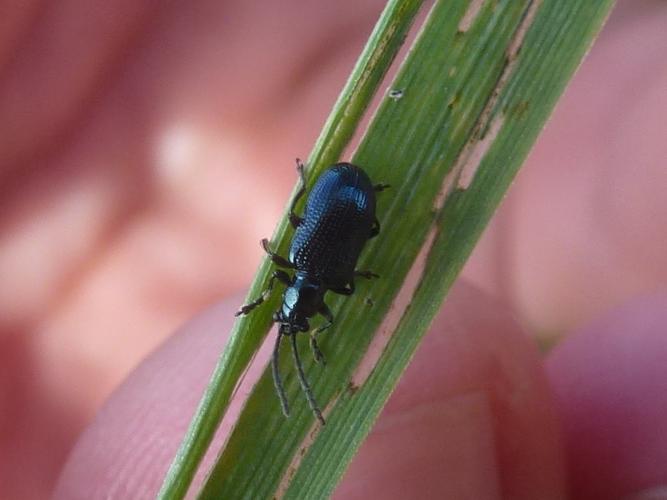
[[310, 303, 333, 365], [310, 337, 326, 365], [235, 270, 291, 316]]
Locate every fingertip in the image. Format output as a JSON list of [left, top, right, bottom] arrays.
[[546, 293, 667, 499], [55, 283, 568, 499], [337, 281, 565, 499], [53, 299, 240, 499]]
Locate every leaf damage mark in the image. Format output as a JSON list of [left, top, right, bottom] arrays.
[[388, 88, 404, 100], [350, 227, 438, 388], [458, 0, 486, 33], [457, 114, 505, 189], [274, 395, 339, 498], [445, 0, 541, 195], [507, 0, 542, 61]]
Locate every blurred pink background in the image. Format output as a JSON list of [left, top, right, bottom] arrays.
[[0, 1, 665, 498]]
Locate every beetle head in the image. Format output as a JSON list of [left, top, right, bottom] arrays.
[[277, 275, 324, 333]]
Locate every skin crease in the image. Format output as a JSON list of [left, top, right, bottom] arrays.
[[0, 0, 665, 498]]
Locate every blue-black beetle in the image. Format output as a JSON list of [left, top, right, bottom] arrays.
[[236, 159, 387, 424]]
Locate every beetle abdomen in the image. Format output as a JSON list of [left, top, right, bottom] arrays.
[[289, 163, 376, 284]]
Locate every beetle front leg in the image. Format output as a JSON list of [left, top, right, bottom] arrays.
[[235, 270, 292, 316], [310, 302, 334, 365], [288, 158, 307, 228], [261, 238, 294, 268]]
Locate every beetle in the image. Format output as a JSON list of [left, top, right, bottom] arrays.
[[236, 159, 387, 424]]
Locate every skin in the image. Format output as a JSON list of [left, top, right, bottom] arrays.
[[51, 286, 667, 499], [0, 0, 665, 498]]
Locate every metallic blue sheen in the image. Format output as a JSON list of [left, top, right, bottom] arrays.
[[289, 163, 376, 286]]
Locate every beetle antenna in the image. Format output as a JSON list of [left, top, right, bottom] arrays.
[[272, 328, 290, 418], [291, 332, 325, 425]]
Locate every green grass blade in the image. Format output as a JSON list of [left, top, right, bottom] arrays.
[[157, 1, 424, 498], [197, 0, 615, 498], [290, 2, 617, 496]]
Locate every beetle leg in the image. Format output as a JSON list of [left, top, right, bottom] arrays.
[[289, 214, 303, 228], [369, 218, 380, 238], [235, 270, 292, 316], [330, 283, 354, 296], [374, 183, 390, 192], [261, 238, 294, 269], [310, 302, 333, 365], [291, 332, 325, 425], [288, 158, 307, 228], [355, 270, 379, 279]]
